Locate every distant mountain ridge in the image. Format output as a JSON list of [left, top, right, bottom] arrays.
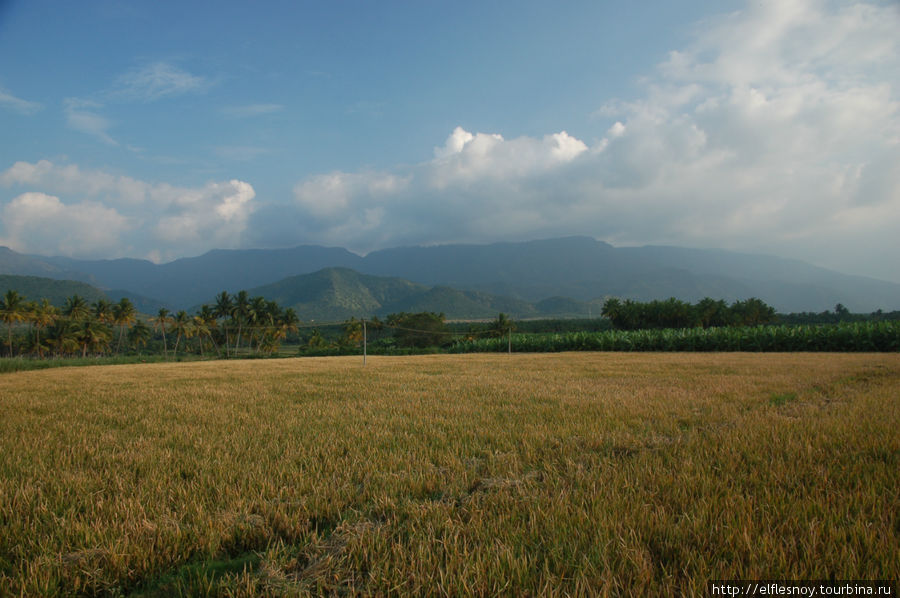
[[2, 237, 899, 313], [39, 245, 361, 308], [0, 269, 597, 320]]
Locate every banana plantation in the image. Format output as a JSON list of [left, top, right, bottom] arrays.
[[450, 320, 900, 353]]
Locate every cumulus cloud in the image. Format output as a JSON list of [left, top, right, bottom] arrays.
[[256, 126, 591, 250], [4, 1, 897, 281], [0, 192, 130, 256], [271, 0, 899, 282], [0, 161, 256, 260]]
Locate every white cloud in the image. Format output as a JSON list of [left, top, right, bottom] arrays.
[[272, 0, 900, 282], [63, 98, 117, 145], [0, 192, 130, 257], [3, 159, 148, 204], [0, 88, 42, 115], [294, 171, 409, 220], [112, 62, 209, 101], [58, 62, 210, 145], [155, 179, 255, 246], [433, 126, 475, 158], [3, 1, 897, 282], [1, 161, 256, 260]]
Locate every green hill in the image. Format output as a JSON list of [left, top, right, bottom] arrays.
[[0, 275, 108, 306], [247, 268, 426, 321], [386, 286, 535, 319], [246, 268, 537, 321]]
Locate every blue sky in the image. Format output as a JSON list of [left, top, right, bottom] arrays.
[[1, 1, 899, 282]]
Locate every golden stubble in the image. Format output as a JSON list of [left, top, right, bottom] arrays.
[[1, 353, 898, 596]]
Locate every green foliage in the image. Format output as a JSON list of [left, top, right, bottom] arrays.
[[778, 307, 900, 326], [601, 296, 778, 330], [386, 312, 449, 348], [450, 321, 900, 353], [487, 312, 515, 338], [340, 317, 364, 348]]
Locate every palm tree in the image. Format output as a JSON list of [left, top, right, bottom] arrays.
[[170, 310, 193, 359], [31, 299, 58, 358], [231, 290, 251, 355], [0, 290, 29, 356], [77, 318, 111, 357], [111, 298, 137, 354], [196, 305, 220, 357], [307, 328, 327, 349], [153, 308, 171, 358], [245, 295, 267, 353], [601, 297, 623, 328], [696, 297, 730, 329], [280, 307, 299, 337], [191, 315, 211, 357], [214, 291, 234, 356], [265, 306, 299, 354], [128, 320, 152, 355], [488, 312, 515, 338], [92, 299, 114, 325], [63, 295, 90, 321], [341, 317, 364, 347], [49, 319, 80, 357]]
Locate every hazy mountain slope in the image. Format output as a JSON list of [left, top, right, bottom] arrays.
[[382, 286, 537, 320], [359, 238, 900, 312], [0, 247, 97, 284], [361, 237, 644, 295], [358, 237, 759, 303], [0, 275, 108, 306], [103, 290, 172, 315], [246, 268, 536, 321], [4, 238, 899, 313], [43, 245, 363, 308], [247, 268, 426, 321], [621, 246, 900, 312]]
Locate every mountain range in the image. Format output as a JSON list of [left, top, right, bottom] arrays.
[[1, 237, 899, 316]]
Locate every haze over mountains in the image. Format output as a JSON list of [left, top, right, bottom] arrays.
[[1, 237, 899, 317]]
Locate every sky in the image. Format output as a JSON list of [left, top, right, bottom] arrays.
[[1, 0, 898, 282]]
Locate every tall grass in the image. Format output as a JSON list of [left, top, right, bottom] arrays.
[[1, 353, 898, 595]]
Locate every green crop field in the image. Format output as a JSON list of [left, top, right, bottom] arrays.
[[1, 353, 898, 596]]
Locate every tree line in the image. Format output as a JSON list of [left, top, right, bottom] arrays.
[[306, 312, 517, 355], [1, 285, 524, 360], [600, 297, 777, 330], [0, 289, 299, 359]]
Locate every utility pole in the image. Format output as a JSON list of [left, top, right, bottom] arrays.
[[508, 327, 511, 354], [363, 319, 367, 366]]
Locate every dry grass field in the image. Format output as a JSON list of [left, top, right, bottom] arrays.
[[1, 353, 898, 596]]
